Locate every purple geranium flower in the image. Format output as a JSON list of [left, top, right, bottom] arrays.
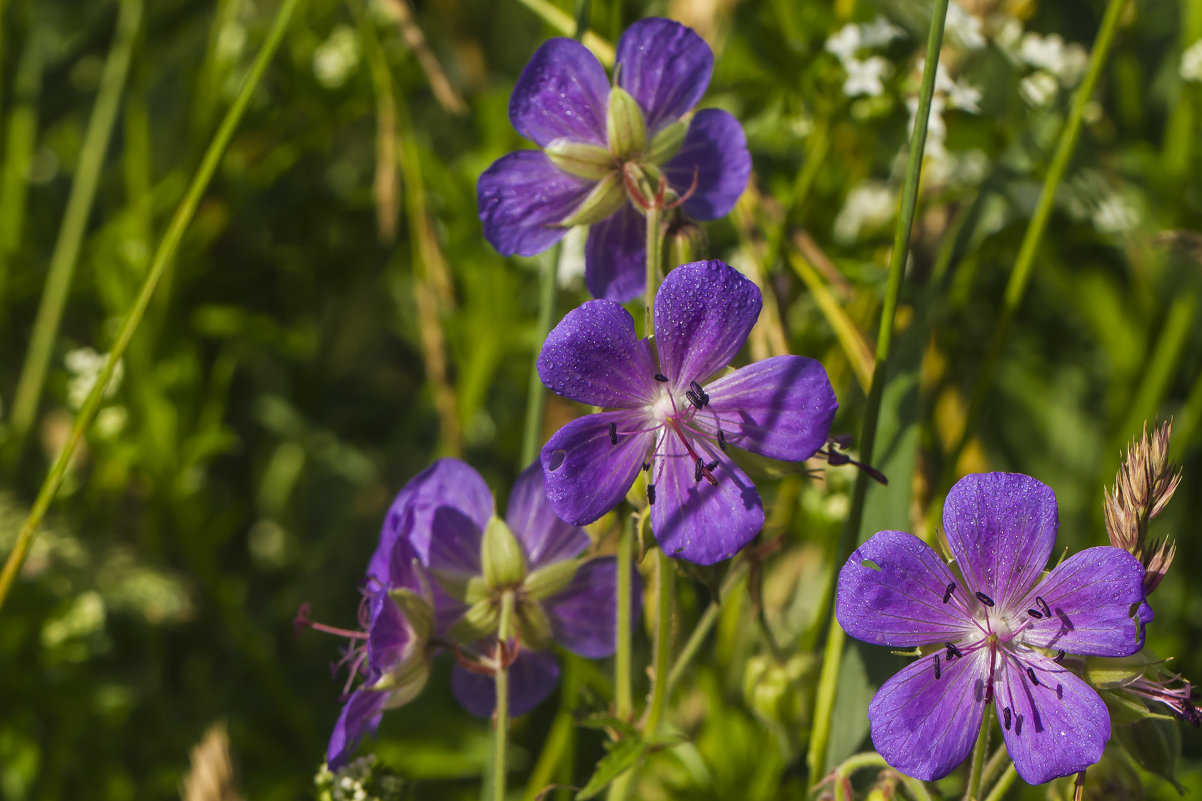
[[374, 458, 637, 718], [478, 17, 751, 301], [836, 472, 1150, 785], [537, 259, 837, 565]]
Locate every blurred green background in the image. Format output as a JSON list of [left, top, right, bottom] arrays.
[[0, 0, 1200, 798]]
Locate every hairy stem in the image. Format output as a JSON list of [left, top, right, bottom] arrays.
[[805, 0, 949, 786], [962, 712, 992, 801], [642, 548, 674, 735], [493, 591, 517, 801]]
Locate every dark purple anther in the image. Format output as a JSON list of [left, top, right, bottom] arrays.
[[942, 582, 955, 603], [1027, 608, 1043, 619], [1027, 667, 1039, 687], [705, 459, 718, 471], [694, 457, 703, 483], [1004, 707, 1012, 730], [945, 642, 962, 660], [642, 462, 651, 472], [717, 428, 727, 451], [975, 591, 995, 608], [685, 389, 704, 409], [655, 373, 669, 383], [609, 422, 618, 445], [1054, 650, 1065, 663], [934, 654, 941, 680], [1036, 596, 1051, 617], [689, 381, 709, 407], [648, 484, 656, 505]]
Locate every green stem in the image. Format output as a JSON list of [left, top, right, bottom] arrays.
[[7, 0, 143, 461], [978, 744, 1011, 795], [665, 560, 749, 692], [962, 712, 992, 801], [0, 0, 305, 615], [805, 0, 949, 787], [980, 765, 1017, 801], [614, 512, 634, 721], [643, 203, 661, 334], [521, 245, 559, 467], [642, 548, 674, 735], [946, 0, 1130, 476], [494, 591, 517, 801]]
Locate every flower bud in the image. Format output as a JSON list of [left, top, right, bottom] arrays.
[[522, 558, 581, 600], [545, 138, 616, 180], [667, 219, 706, 267], [558, 171, 628, 227], [482, 516, 527, 590], [644, 116, 689, 165], [388, 587, 435, 643], [606, 86, 647, 160], [742, 653, 817, 732]]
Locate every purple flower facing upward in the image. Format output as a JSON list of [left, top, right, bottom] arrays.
[[836, 472, 1150, 785], [372, 458, 638, 719], [478, 18, 751, 301], [537, 259, 837, 565]]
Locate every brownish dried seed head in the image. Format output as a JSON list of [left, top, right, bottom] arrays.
[[1104, 486, 1138, 551], [1143, 538, 1177, 595]]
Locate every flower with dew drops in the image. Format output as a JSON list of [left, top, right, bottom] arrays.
[[836, 472, 1151, 784], [368, 458, 639, 719], [537, 259, 837, 565], [477, 18, 750, 301]]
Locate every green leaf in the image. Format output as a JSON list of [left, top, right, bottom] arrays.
[[574, 737, 649, 800]]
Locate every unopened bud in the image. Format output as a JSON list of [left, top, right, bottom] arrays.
[[667, 220, 706, 266], [644, 117, 689, 165], [606, 86, 646, 160], [482, 516, 527, 590], [559, 171, 627, 227], [522, 558, 581, 600], [742, 653, 817, 731], [545, 138, 616, 181]]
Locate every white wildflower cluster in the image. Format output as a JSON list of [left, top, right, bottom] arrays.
[[994, 24, 1089, 108], [833, 181, 896, 244], [1065, 169, 1141, 236], [905, 62, 985, 187], [64, 347, 124, 410], [825, 15, 905, 98], [1182, 39, 1202, 83], [315, 756, 376, 801], [944, 1, 985, 51], [313, 26, 362, 89]]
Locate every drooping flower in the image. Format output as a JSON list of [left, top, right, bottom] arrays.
[[477, 18, 750, 301], [537, 259, 837, 565], [372, 458, 637, 718], [836, 472, 1150, 785]]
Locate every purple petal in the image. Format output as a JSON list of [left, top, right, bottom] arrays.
[[369, 459, 493, 585], [1019, 547, 1147, 657], [585, 204, 647, 302], [478, 151, 593, 257], [538, 299, 658, 408], [995, 654, 1109, 784], [615, 18, 712, 134], [663, 109, 751, 220], [697, 355, 837, 462], [653, 260, 762, 388], [541, 412, 656, 526], [387, 535, 425, 593], [942, 472, 1057, 611], [507, 461, 591, 568], [543, 556, 641, 658], [868, 649, 990, 781], [425, 506, 484, 576], [649, 431, 763, 564], [367, 591, 414, 674], [837, 531, 977, 648], [509, 38, 610, 147], [326, 688, 387, 769], [451, 650, 560, 718]]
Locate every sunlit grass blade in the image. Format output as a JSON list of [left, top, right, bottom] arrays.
[[784, 245, 873, 391], [0, 0, 306, 615], [511, 0, 614, 66]]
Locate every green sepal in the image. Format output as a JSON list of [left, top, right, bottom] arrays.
[[427, 568, 488, 604], [449, 598, 500, 642], [388, 587, 434, 642], [516, 599, 553, 651], [545, 138, 615, 180], [1083, 649, 1162, 689], [605, 86, 646, 160], [522, 558, 581, 600], [370, 651, 431, 708], [622, 163, 664, 211], [1099, 688, 1175, 726], [482, 516, 527, 590], [644, 116, 689, 165], [558, 171, 628, 227]]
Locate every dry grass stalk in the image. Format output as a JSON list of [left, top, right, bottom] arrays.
[[180, 722, 242, 801]]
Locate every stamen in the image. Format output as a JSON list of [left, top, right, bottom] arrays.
[[975, 591, 995, 608], [1027, 608, 1044, 619], [685, 390, 704, 409], [694, 457, 703, 483], [1054, 650, 1065, 663], [945, 642, 963, 660], [705, 459, 719, 471], [1036, 596, 1051, 617], [689, 381, 709, 407], [609, 422, 618, 445], [717, 428, 727, 451], [1004, 707, 1012, 730], [647, 484, 656, 505], [934, 654, 941, 679], [642, 462, 651, 472], [655, 373, 669, 383], [942, 582, 955, 604], [1026, 667, 1040, 687]]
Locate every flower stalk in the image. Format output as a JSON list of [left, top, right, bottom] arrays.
[[493, 590, 517, 801]]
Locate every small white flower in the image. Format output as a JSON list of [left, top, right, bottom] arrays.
[[1094, 194, 1138, 234], [935, 63, 982, 112], [1019, 31, 1086, 85], [1020, 71, 1059, 107], [946, 2, 985, 50], [95, 407, 128, 438], [312, 26, 361, 89], [826, 23, 864, 64], [908, 93, 948, 143], [64, 348, 123, 411], [1182, 40, 1202, 83], [834, 181, 896, 244], [843, 56, 891, 97], [861, 15, 905, 48]]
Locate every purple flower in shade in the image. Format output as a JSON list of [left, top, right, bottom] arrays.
[[836, 472, 1152, 785], [370, 458, 637, 720], [537, 259, 837, 565], [477, 17, 751, 301], [325, 536, 434, 769]]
